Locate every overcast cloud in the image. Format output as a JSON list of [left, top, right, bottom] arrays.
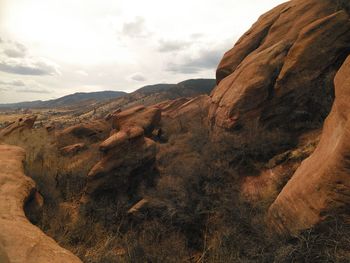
[[0, 0, 286, 103]]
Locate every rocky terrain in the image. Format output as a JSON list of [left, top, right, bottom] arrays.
[[0, 144, 81, 263], [1, 0, 350, 262]]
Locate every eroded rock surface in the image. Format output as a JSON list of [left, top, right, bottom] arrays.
[[84, 106, 160, 197], [0, 115, 37, 138], [267, 56, 350, 235], [0, 144, 81, 263], [210, 0, 350, 137]]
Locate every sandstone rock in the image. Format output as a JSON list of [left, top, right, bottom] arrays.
[[268, 56, 350, 235], [88, 137, 156, 179], [0, 115, 37, 138], [85, 137, 156, 195], [104, 108, 121, 121], [59, 120, 110, 141], [111, 106, 161, 135], [59, 143, 87, 156], [99, 126, 144, 152], [156, 98, 190, 117], [128, 198, 149, 215], [0, 144, 81, 262], [210, 0, 350, 136]]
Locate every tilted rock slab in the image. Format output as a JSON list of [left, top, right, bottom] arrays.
[[85, 105, 160, 196], [0, 116, 37, 138], [268, 56, 350, 234], [210, 0, 350, 133], [0, 144, 81, 263]]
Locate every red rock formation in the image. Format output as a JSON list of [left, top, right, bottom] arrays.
[[267, 56, 350, 235], [210, 0, 350, 136], [111, 105, 161, 135], [0, 144, 81, 262], [84, 105, 161, 197], [59, 120, 110, 140], [59, 143, 87, 156], [0, 115, 37, 138]]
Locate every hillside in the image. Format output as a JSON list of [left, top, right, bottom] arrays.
[[0, 91, 127, 109]]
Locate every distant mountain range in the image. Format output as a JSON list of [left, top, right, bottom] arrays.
[[0, 91, 127, 109], [0, 79, 216, 110]]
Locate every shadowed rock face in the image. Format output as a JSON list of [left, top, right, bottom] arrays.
[[267, 56, 350, 235], [0, 144, 81, 263], [84, 105, 161, 197], [210, 0, 350, 137], [59, 120, 110, 141]]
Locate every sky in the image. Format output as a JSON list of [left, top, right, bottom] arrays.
[[0, 0, 286, 103]]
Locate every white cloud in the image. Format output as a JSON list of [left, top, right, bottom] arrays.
[[0, 56, 60, 75], [76, 70, 89, 76], [0, 0, 287, 103], [0, 39, 60, 76]]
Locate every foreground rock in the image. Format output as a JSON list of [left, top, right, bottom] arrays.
[[210, 0, 350, 139], [267, 56, 350, 235], [0, 144, 81, 263], [0, 115, 37, 138]]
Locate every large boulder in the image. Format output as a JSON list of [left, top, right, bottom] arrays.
[[0, 144, 81, 262], [267, 56, 350, 235], [210, 0, 350, 139], [83, 105, 161, 198], [59, 120, 110, 141], [0, 115, 37, 138], [110, 105, 161, 135]]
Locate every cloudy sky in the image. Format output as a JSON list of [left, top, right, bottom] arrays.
[[0, 0, 286, 103]]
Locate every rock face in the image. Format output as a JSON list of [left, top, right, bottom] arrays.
[[110, 105, 161, 135], [159, 95, 211, 120], [59, 120, 110, 141], [0, 144, 81, 263], [84, 106, 160, 197], [0, 115, 37, 138], [210, 0, 350, 138], [267, 56, 350, 235]]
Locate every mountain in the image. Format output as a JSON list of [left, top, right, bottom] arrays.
[[136, 79, 216, 96], [0, 91, 127, 109], [0, 79, 216, 110]]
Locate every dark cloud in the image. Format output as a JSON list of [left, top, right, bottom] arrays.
[[0, 58, 59, 76], [130, 73, 147, 82], [157, 39, 190, 53], [122, 17, 150, 38], [166, 48, 224, 74]]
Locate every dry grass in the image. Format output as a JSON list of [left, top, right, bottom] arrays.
[[1, 113, 350, 262]]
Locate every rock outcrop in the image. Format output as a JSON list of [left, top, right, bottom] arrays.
[[84, 106, 160, 197], [210, 0, 350, 138], [59, 143, 87, 156], [110, 105, 161, 135], [0, 115, 37, 138], [59, 120, 110, 141], [0, 144, 81, 263], [267, 56, 350, 235]]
